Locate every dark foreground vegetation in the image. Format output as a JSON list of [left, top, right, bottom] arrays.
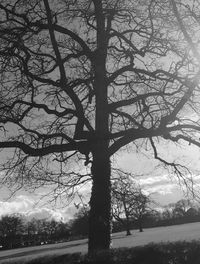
[[4, 241, 200, 264]]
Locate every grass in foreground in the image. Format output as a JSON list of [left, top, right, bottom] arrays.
[[4, 240, 200, 264]]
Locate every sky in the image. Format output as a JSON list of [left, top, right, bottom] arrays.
[[0, 193, 77, 222], [1, 139, 200, 222]]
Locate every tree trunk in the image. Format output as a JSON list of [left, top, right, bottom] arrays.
[[126, 229, 131, 236], [88, 148, 111, 253], [88, 0, 110, 253], [124, 204, 131, 236], [126, 219, 132, 236], [138, 218, 143, 232]]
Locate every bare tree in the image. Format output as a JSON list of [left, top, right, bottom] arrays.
[[132, 191, 151, 232], [112, 170, 136, 236], [0, 0, 200, 253], [112, 170, 151, 234], [172, 199, 192, 218]]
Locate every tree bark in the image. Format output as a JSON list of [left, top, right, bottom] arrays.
[[88, 148, 111, 253], [88, 0, 111, 253]]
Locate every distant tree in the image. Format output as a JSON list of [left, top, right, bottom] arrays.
[[112, 171, 136, 235], [173, 199, 192, 218], [0, 214, 24, 249], [162, 203, 180, 221], [185, 207, 198, 218], [112, 170, 151, 235], [44, 219, 70, 242], [26, 218, 38, 245], [26, 217, 70, 245], [27, 219, 37, 236], [160, 199, 200, 226], [70, 206, 89, 237], [162, 207, 173, 221], [54, 221, 70, 241], [143, 209, 161, 227], [132, 191, 151, 232]]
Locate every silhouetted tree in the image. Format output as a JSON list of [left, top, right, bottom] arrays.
[[0, 214, 24, 249], [173, 199, 192, 218], [112, 171, 136, 235], [54, 221, 70, 241], [0, 0, 200, 252], [70, 206, 89, 237], [26, 218, 38, 245], [185, 207, 198, 218], [132, 191, 151, 232], [112, 170, 151, 234]]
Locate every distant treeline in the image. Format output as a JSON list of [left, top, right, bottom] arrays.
[[1, 199, 200, 250], [0, 215, 71, 249], [112, 199, 200, 233]]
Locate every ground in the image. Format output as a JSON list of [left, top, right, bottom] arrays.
[[1, 222, 200, 263]]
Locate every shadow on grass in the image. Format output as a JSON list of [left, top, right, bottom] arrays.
[[3, 240, 200, 264], [0, 241, 87, 262]]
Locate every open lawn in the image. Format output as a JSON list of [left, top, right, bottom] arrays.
[[1, 222, 200, 263]]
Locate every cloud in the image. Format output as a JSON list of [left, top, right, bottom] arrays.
[[137, 173, 200, 196], [144, 183, 176, 195], [135, 174, 177, 196], [137, 175, 170, 187], [25, 205, 79, 222], [0, 195, 34, 217], [25, 208, 64, 222], [0, 195, 77, 222]]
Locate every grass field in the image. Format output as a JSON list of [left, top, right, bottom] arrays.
[[1, 222, 200, 263]]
